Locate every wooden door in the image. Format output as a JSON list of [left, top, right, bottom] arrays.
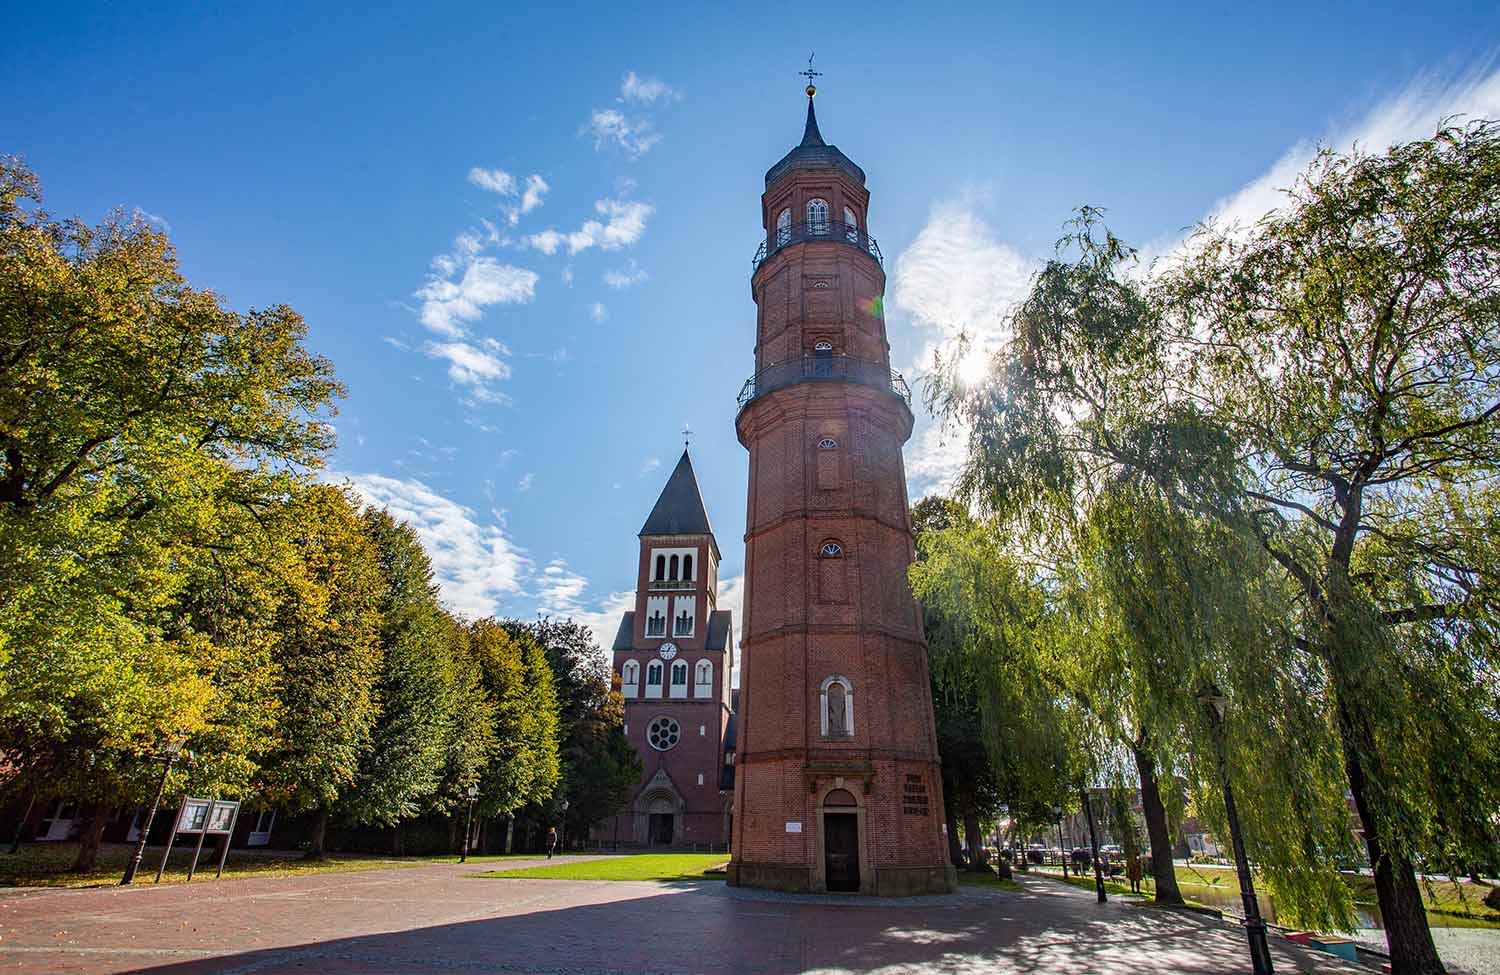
[[824, 812, 860, 892]]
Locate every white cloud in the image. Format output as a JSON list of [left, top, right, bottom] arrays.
[[468, 167, 518, 195], [1144, 59, 1500, 266], [517, 472, 534, 492], [584, 108, 660, 158], [336, 473, 526, 619], [561, 265, 574, 286], [604, 260, 649, 289], [416, 255, 538, 338], [427, 340, 511, 385], [640, 456, 661, 476], [382, 336, 409, 351], [518, 174, 549, 218], [717, 573, 746, 684], [527, 197, 654, 256], [589, 301, 608, 322], [619, 71, 679, 105], [132, 207, 171, 233]]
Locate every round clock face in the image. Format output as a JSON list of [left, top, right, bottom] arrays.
[[659, 642, 678, 660]]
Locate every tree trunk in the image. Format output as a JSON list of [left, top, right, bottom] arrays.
[[504, 815, 514, 855], [1133, 743, 1185, 906], [304, 807, 329, 859], [391, 824, 404, 856], [945, 805, 966, 868], [963, 805, 988, 872], [69, 803, 109, 873]]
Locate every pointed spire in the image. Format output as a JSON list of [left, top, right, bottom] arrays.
[[800, 93, 825, 147], [640, 449, 715, 539]]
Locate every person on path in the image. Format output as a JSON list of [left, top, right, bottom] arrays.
[[1126, 853, 1143, 894], [546, 826, 558, 859]]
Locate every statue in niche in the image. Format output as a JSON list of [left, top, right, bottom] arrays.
[[827, 681, 848, 736]]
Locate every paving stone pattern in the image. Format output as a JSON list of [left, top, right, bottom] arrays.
[[0, 861, 1385, 974]]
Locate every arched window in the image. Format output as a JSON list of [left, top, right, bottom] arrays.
[[675, 608, 692, 636], [843, 206, 859, 242], [683, 554, 693, 580], [621, 660, 640, 698], [670, 660, 689, 698], [817, 438, 839, 450], [646, 659, 663, 686], [669, 554, 679, 580], [646, 609, 665, 637], [775, 207, 792, 245], [820, 541, 844, 558], [820, 675, 854, 737], [694, 659, 713, 697], [655, 554, 665, 580], [807, 198, 829, 235]]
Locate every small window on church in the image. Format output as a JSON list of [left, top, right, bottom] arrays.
[[821, 541, 844, 557], [670, 660, 688, 698], [621, 660, 640, 698], [814, 341, 833, 352], [776, 207, 792, 246], [646, 610, 665, 637], [807, 198, 829, 235], [655, 554, 665, 580], [844, 206, 859, 242], [669, 554, 679, 580], [674, 609, 692, 636], [683, 554, 693, 580], [821, 676, 854, 737], [646, 660, 663, 686], [818, 438, 838, 450], [694, 659, 713, 698], [647, 716, 681, 751]]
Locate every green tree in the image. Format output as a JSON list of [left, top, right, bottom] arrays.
[[0, 159, 341, 870], [337, 510, 456, 829], [256, 484, 384, 857], [467, 621, 560, 837], [929, 123, 1500, 972]]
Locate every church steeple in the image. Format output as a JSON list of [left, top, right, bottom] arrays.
[[800, 89, 825, 147], [763, 75, 865, 189]]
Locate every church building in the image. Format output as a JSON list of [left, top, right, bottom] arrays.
[[725, 79, 956, 894], [603, 450, 736, 847]]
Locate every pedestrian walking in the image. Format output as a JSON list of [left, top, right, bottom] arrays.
[[1126, 853, 1143, 894], [547, 826, 558, 859]]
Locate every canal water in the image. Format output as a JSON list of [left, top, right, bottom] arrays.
[[1176, 879, 1482, 931]]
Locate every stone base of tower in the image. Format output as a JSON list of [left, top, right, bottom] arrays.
[[727, 755, 957, 896]]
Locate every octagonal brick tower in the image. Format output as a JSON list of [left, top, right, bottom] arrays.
[[726, 85, 955, 895]]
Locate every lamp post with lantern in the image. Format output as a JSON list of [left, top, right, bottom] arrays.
[[559, 798, 570, 855], [121, 739, 191, 885], [1198, 683, 1274, 975], [1052, 804, 1069, 878], [460, 784, 479, 863]]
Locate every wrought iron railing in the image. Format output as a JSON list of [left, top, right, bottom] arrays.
[[736, 353, 911, 410], [647, 579, 694, 591], [753, 220, 882, 270]]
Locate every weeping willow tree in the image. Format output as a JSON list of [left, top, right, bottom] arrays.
[[926, 122, 1500, 974]]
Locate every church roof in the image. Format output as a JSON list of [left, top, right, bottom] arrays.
[[611, 612, 635, 652], [704, 610, 732, 652], [639, 450, 717, 550], [764, 93, 866, 189]]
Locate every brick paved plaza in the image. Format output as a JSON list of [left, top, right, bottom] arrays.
[[0, 857, 1379, 974]]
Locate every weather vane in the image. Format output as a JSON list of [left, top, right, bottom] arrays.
[[799, 52, 821, 94], [682, 423, 693, 448]]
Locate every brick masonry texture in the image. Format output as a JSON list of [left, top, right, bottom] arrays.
[[728, 118, 954, 895]]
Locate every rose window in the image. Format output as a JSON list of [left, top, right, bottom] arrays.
[[647, 716, 681, 751]]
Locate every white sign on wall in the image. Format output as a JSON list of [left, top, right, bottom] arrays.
[[785, 821, 802, 833]]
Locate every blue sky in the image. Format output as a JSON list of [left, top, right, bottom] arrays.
[[7, 2, 1500, 649]]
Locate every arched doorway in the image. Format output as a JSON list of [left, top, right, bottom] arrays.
[[647, 795, 675, 846], [822, 788, 860, 892]]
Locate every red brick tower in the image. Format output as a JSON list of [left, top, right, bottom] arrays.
[[726, 83, 955, 894], [604, 450, 735, 847]]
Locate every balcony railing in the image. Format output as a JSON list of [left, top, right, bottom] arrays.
[[753, 220, 882, 271], [737, 353, 912, 410], [648, 579, 695, 591]]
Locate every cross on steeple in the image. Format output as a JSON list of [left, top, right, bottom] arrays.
[[681, 424, 693, 449], [798, 52, 822, 95]]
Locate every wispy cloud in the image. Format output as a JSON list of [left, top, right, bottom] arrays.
[[132, 207, 171, 233], [585, 109, 660, 158], [517, 472, 534, 492], [604, 259, 648, 289], [468, 167, 551, 226], [526, 197, 654, 256], [640, 456, 661, 476], [416, 256, 538, 338], [589, 301, 608, 322], [335, 472, 526, 619], [619, 71, 679, 105]]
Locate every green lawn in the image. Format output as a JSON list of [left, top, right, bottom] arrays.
[[473, 853, 729, 882], [0, 841, 555, 889], [956, 870, 1021, 891]]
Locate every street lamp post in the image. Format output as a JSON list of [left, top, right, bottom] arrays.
[[460, 784, 479, 863], [559, 798, 570, 855], [1052, 804, 1069, 878], [1081, 788, 1108, 903], [121, 740, 190, 885], [1198, 683, 1275, 975]]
